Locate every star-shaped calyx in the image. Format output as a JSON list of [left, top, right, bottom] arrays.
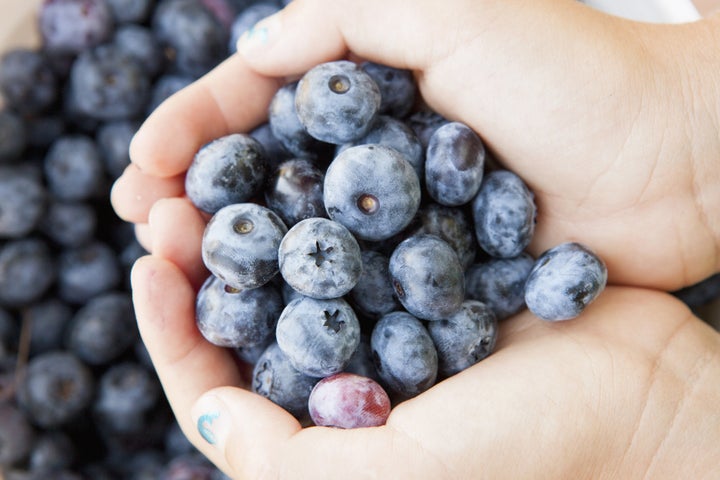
[[323, 309, 344, 333], [308, 240, 334, 267]]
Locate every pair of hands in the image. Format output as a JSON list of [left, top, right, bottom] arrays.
[[112, 0, 720, 478]]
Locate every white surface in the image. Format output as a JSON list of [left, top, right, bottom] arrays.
[[584, 0, 701, 23]]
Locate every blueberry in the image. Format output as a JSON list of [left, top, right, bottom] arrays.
[[252, 342, 319, 419], [17, 351, 94, 428], [185, 133, 269, 214], [0, 110, 27, 163], [113, 24, 166, 78], [248, 122, 292, 170], [389, 234, 465, 321], [40, 200, 97, 248], [0, 403, 35, 467], [308, 372, 391, 428], [62, 90, 101, 134], [147, 74, 194, 113], [93, 362, 161, 434], [324, 144, 421, 241], [370, 311, 438, 398], [96, 120, 140, 179], [265, 158, 327, 227], [24, 113, 66, 149], [278, 217, 362, 299], [360, 62, 416, 118], [0, 307, 18, 355], [279, 278, 305, 306], [68, 44, 151, 120], [472, 169, 536, 258], [23, 297, 73, 355], [57, 241, 121, 304], [0, 238, 56, 308], [44, 135, 106, 201], [0, 167, 47, 239], [295, 61, 381, 144], [228, 3, 280, 53], [349, 250, 400, 320], [121, 451, 166, 480], [28, 431, 75, 472], [524, 242, 608, 321], [202, 203, 288, 290], [199, 0, 237, 29], [465, 253, 535, 320], [268, 81, 329, 159], [195, 274, 283, 348], [425, 122, 486, 206], [337, 115, 424, 181], [164, 421, 195, 458], [153, 0, 230, 78], [275, 296, 360, 377], [407, 109, 448, 149], [66, 291, 137, 365], [160, 453, 217, 480], [106, 0, 154, 23], [427, 300, 498, 377], [673, 273, 720, 309], [0, 48, 58, 115], [6, 469, 83, 480], [234, 337, 274, 365], [39, 0, 114, 54], [414, 203, 477, 270], [343, 334, 381, 383]]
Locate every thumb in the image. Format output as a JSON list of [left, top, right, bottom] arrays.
[[190, 386, 302, 479]]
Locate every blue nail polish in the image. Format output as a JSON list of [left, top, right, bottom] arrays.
[[197, 412, 220, 444], [247, 24, 269, 44]]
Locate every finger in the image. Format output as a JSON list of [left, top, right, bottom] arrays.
[[190, 386, 441, 480], [236, 0, 465, 74], [130, 255, 243, 473], [110, 163, 186, 224], [129, 55, 285, 178], [190, 386, 300, 479], [134, 223, 153, 253], [235, 0, 637, 168], [236, 0, 595, 79], [147, 197, 209, 291]]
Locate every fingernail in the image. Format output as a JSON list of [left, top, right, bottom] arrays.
[[237, 14, 280, 56], [192, 394, 230, 448]]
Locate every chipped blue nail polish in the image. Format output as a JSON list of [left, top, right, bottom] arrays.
[[197, 411, 220, 445], [246, 24, 269, 45]]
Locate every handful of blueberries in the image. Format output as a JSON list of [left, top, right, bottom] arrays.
[[187, 59, 609, 428]]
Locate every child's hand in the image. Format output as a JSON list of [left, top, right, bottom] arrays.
[[112, 0, 720, 291], [110, 1, 720, 478], [132, 241, 720, 479]]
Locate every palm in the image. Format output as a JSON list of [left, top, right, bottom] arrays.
[[410, 13, 718, 291], [113, 2, 720, 477], [325, 287, 719, 479]]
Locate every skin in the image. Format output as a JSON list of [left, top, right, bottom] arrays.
[[111, 0, 720, 478]]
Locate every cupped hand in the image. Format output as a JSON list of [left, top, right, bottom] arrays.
[[131, 210, 720, 478], [111, 1, 720, 478], [112, 0, 720, 290]]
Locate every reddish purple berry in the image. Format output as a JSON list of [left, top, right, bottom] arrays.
[[308, 373, 391, 429]]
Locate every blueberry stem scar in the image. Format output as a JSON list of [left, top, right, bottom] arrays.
[[197, 411, 221, 445]]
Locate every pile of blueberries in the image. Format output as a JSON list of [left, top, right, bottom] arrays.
[[2, 0, 720, 478], [0, 0, 297, 478], [187, 59, 611, 427]]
